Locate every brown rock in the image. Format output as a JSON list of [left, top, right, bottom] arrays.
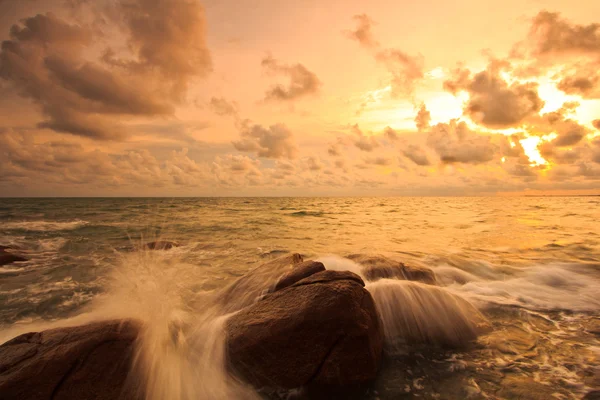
[[584, 390, 600, 400], [217, 253, 304, 313], [0, 320, 143, 400], [273, 260, 325, 292], [144, 241, 179, 250], [226, 270, 382, 390], [347, 254, 436, 285], [0, 246, 27, 266]]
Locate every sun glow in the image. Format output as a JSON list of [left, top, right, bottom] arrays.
[[519, 136, 547, 166]]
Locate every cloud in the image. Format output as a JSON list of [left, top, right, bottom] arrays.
[[232, 123, 297, 159], [0, 129, 208, 189], [556, 65, 600, 99], [209, 97, 239, 118], [345, 14, 378, 48], [0, 0, 211, 139], [261, 55, 321, 101], [364, 156, 392, 166], [415, 103, 431, 132], [402, 144, 431, 166], [306, 156, 324, 171], [513, 11, 600, 98], [519, 11, 600, 58], [352, 125, 379, 151], [383, 126, 399, 141], [444, 61, 544, 128], [426, 120, 497, 164], [346, 14, 424, 98], [374, 49, 424, 98], [593, 120, 600, 130]]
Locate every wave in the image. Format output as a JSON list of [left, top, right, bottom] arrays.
[[287, 211, 324, 217], [447, 263, 600, 312], [2, 220, 88, 232]]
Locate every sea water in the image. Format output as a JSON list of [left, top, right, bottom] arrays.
[[0, 197, 599, 399]]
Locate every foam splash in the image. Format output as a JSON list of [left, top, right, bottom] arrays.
[[367, 279, 487, 350], [448, 263, 600, 312], [2, 220, 88, 232]]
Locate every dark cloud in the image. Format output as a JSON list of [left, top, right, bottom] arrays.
[[261, 55, 321, 101], [352, 125, 379, 152], [593, 120, 600, 130], [364, 156, 392, 166], [527, 109, 589, 146], [209, 97, 239, 118], [402, 144, 431, 166], [513, 11, 600, 98], [557, 66, 600, 99], [0, 0, 211, 140], [521, 11, 600, 58], [539, 142, 586, 164], [233, 123, 297, 159], [415, 103, 431, 132], [427, 121, 496, 164], [444, 62, 544, 128]]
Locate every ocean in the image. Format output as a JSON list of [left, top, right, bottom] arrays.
[[0, 197, 599, 399]]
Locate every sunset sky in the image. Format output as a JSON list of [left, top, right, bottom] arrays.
[[1, 0, 600, 196]]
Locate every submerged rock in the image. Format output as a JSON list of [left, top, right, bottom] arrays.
[[0, 320, 143, 400], [226, 269, 383, 390], [0, 246, 27, 266], [144, 240, 179, 250], [346, 254, 437, 285]]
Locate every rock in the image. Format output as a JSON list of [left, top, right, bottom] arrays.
[[144, 241, 179, 250], [226, 270, 383, 390], [217, 253, 304, 313], [347, 254, 436, 285], [584, 390, 600, 400], [0, 320, 143, 400], [273, 261, 325, 292], [0, 246, 27, 266]]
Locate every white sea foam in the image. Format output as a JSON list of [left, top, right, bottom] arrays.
[[367, 279, 487, 350], [2, 220, 88, 232], [317, 254, 366, 280], [450, 264, 600, 312]]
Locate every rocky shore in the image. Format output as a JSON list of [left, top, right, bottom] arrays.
[[5, 252, 587, 399]]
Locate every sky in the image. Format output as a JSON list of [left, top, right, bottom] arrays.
[[1, 0, 600, 196]]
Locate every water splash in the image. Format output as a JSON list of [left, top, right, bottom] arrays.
[[367, 279, 487, 351]]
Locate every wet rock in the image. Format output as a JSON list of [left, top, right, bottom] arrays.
[[0, 320, 143, 400], [0, 246, 27, 266], [226, 270, 383, 390], [144, 241, 179, 250], [584, 390, 600, 400], [217, 253, 304, 313], [273, 260, 325, 292], [346, 254, 436, 285]]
